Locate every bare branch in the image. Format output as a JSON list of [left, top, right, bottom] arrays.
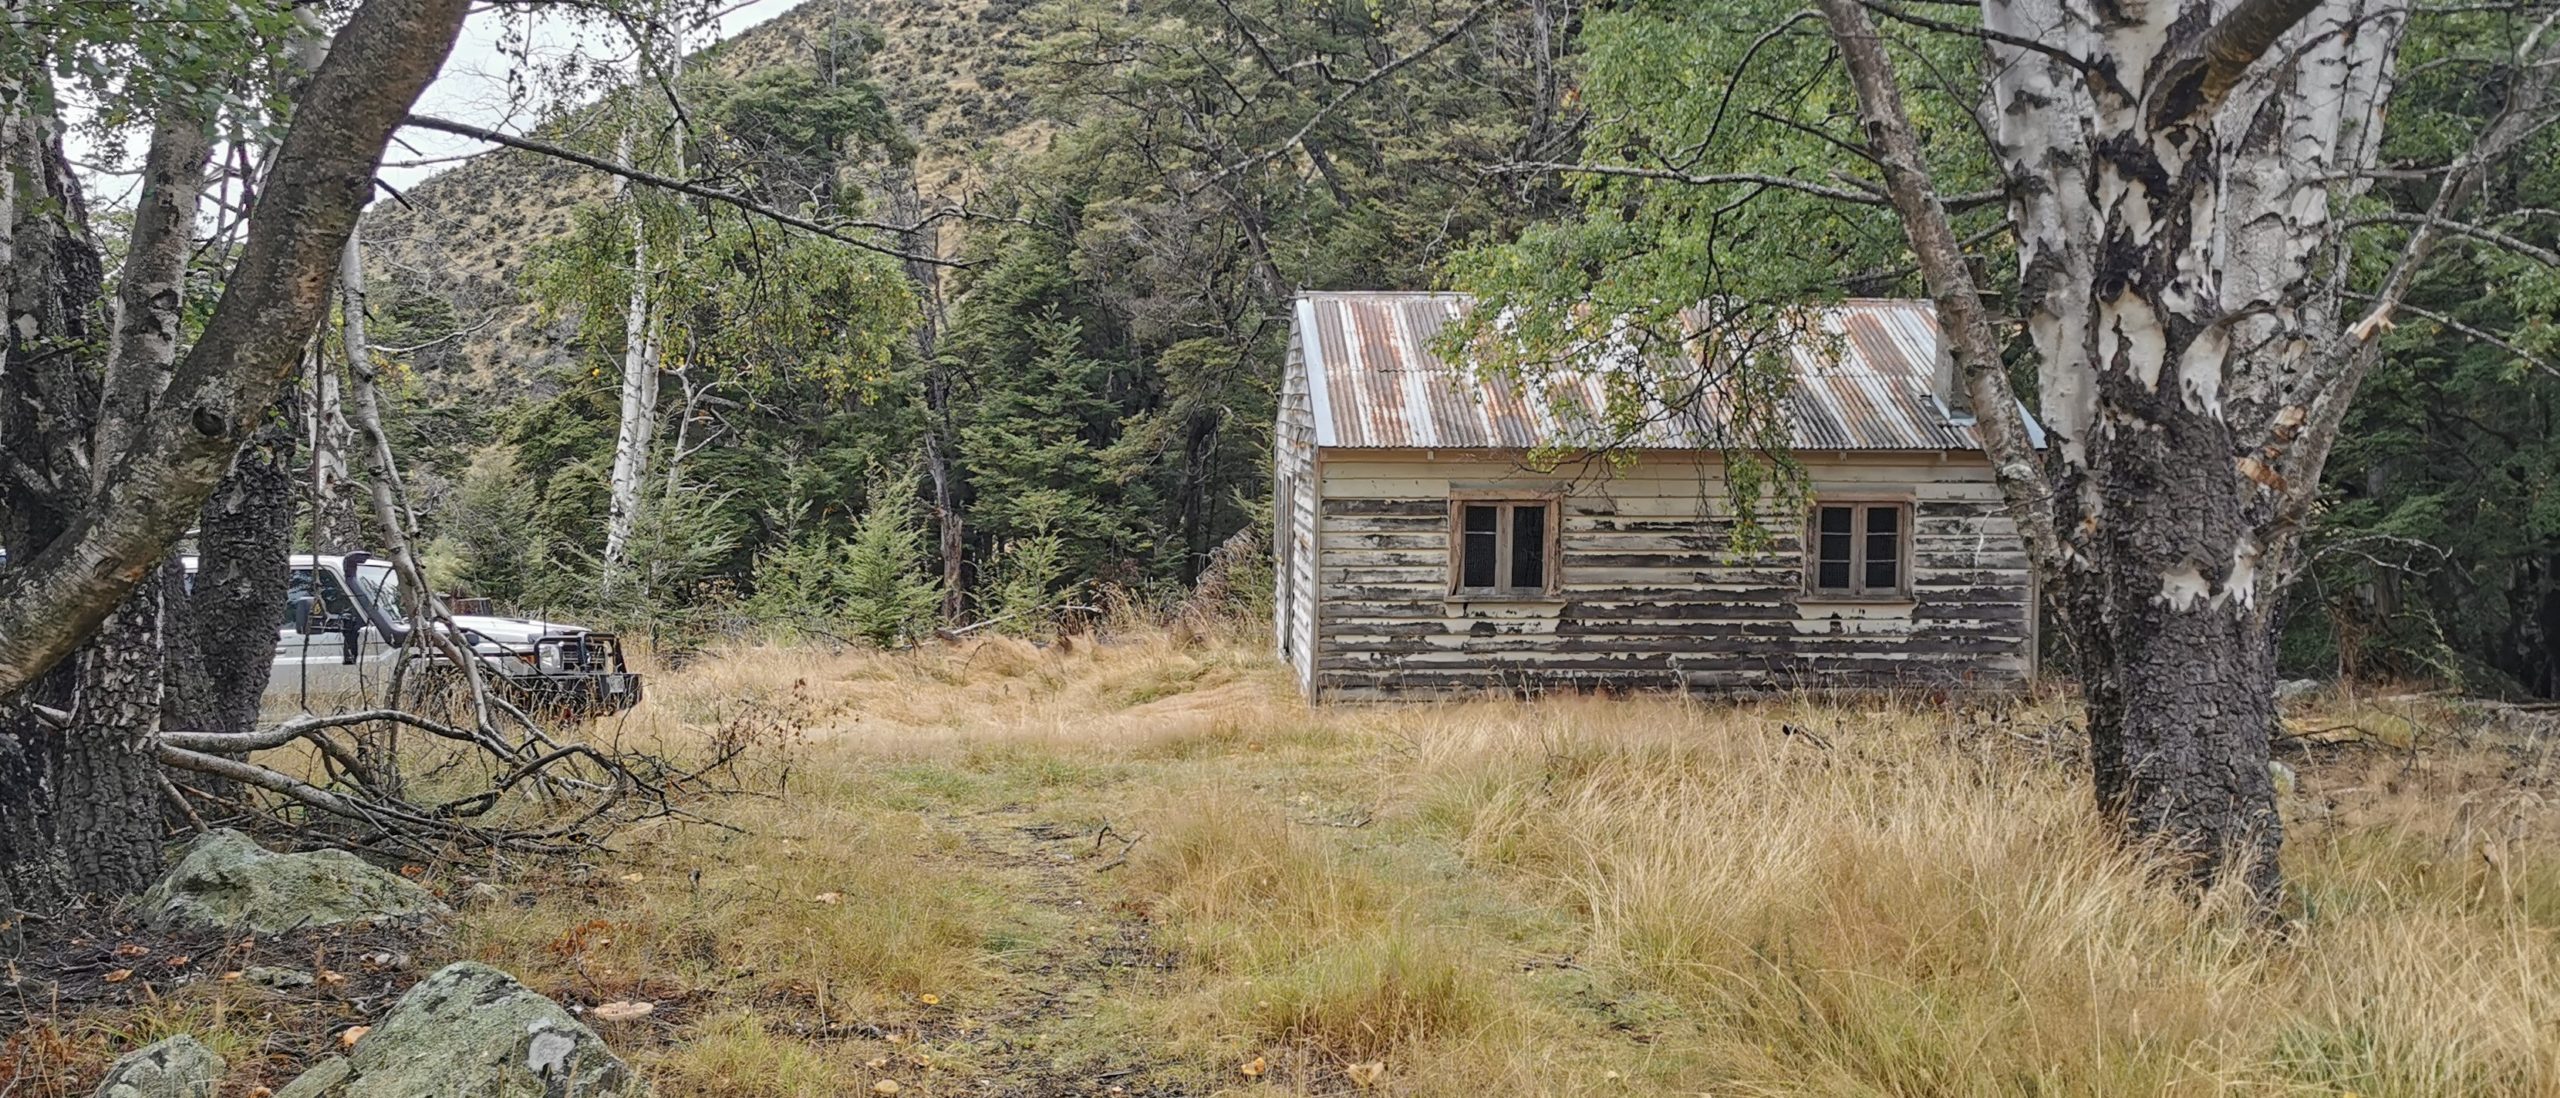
[[1487, 160, 2007, 210], [2281, 7, 2560, 521], [2344, 210, 2560, 268], [401, 115, 966, 268], [1814, 0, 2063, 576], [1191, 0, 1499, 191], [1857, 0, 2103, 79], [2342, 290, 2560, 381]]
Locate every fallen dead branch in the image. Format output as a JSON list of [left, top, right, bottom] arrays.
[[155, 704, 684, 860]]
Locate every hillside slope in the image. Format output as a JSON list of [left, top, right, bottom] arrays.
[[365, 0, 1044, 397]]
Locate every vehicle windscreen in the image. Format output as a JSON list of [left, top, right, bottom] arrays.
[[284, 568, 359, 627], [353, 563, 407, 625]]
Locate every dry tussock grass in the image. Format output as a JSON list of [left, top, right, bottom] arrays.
[[36, 631, 2560, 1097], [583, 637, 2560, 1095]]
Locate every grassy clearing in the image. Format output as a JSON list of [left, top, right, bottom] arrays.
[[28, 631, 2560, 1096]]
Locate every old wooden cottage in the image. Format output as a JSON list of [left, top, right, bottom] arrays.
[[1273, 291, 2040, 699]]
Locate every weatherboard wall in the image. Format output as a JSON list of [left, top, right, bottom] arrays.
[[1304, 449, 2033, 699], [1273, 333, 1322, 695]]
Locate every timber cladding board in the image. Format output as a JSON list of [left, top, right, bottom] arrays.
[[1274, 336, 1323, 695], [1295, 449, 2032, 697]]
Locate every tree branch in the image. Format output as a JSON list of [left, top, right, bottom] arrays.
[[2342, 290, 2560, 381], [2151, 0, 2330, 129], [1190, 0, 1499, 191], [2279, 7, 2560, 522], [1857, 0, 2102, 78], [93, 108, 215, 489], [401, 115, 966, 268], [1487, 160, 2007, 210], [2344, 210, 2560, 268], [1814, 0, 2063, 576]]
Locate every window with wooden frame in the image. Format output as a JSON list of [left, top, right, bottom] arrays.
[[1807, 501, 1911, 599], [1449, 495, 1560, 597]]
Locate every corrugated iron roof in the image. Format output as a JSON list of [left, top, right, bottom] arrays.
[[1295, 291, 2029, 452]]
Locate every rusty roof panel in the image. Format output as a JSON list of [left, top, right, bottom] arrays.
[[1292, 292, 2018, 451]]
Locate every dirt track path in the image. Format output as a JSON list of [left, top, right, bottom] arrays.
[[933, 805, 1190, 1098]]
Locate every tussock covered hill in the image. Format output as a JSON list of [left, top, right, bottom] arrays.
[[364, 0, 1045, 398]]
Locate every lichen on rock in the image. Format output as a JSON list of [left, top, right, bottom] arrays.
[[91, 1035, 223, 1098], [135, 829, 447, 935], [270, 962, 635, 1098]]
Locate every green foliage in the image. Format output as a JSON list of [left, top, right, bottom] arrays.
[[8, 0, 310, 158], [743, 524, 852, 637], [955, 309, 1137, 577], [506, 47, 923, 617], [665, 217, 919, 397], [430, 447, 551, 605], [738, 486, 944, 648], [1437, 1, 1997, 540], [984, 530, 1071, 636], [839, 484, 943, 648], [697, 62, 912, 209], [594, 481, 745, 626]]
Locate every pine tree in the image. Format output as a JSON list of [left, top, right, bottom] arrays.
[[841, 486, 943, 648], [957, 309, 1139, 576]]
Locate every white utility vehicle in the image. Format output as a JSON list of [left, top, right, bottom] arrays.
[[187, 552, 642, 716]]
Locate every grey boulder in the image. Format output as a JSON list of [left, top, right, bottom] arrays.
[[92, 1035, 223, 1098], [273, 962, 635, 1098], [136, 830, 446, 935]]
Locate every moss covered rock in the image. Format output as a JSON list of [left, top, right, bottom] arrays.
[[137, 830, 446, 934]]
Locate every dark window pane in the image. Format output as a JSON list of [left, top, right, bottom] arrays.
[[1461, 505, 1498, 588], [1864, 546, 1899, 591], [1510, 504, 1548, 590], [1815, 506, 1854, 590], [1864, 506, 1902, 591], [1818, 554, 1851, 590]]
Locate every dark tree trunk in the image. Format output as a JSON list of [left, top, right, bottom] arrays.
[[170, 393, 301, 735], [0, 114, 168, 906], [59, 585, 169, 898], [2079, 618, 2283, 898], [923, 429, 968, 620], [2049, 308, 2287, 899], [1179, 410, 1218, 580], [0, 0, 476, 700], [885, 165, 969, 622], [0, 670, 75, 924]]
